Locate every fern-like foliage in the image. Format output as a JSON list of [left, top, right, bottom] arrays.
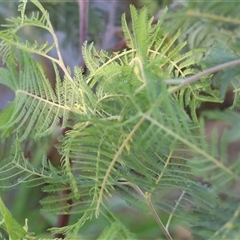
[[164, 2, 240, 122], [0, 50, 79, 140], [0, 1, 240, 239], [0, 196, 34, 239]]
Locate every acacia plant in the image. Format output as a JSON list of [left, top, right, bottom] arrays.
[[0, 0, 240, 239]]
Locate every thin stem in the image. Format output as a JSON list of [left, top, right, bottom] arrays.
[[54, 188, 73, 239], [30, 0, 74, 83], [166, 190, 186, 231], [210, 202, 240, 239], [155, 150, 173, 185], [166, 58, 240, 94], [132, 184, 173, 240], [186, 10, 240, 25], [141, 112, 238, 178], [102, 0, 117, 49], [78, 0, 89, 66], [96, 115, 146, 217]]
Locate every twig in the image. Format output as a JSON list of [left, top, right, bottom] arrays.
[[102, 0, 117, 49], [166, 190, 186, 231], [78, 0, 89, 66], [54, 189, 73, 239], [210, 202, 240, 239], [131, 184, 173, 240], [186, 10, 240, 25], [166, 58, 240, 94], [52, 127, 73, 239], [152, 2, 183, 24], [110, 2, 183, 51]]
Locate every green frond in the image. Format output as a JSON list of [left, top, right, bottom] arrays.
[[3, 10, 49, 32], [0, 196, 33, 239], [0, 50, 85, 140], [191, 199, 240, 239], [0, 31, 55, 64], [18, 0, 27, 23], [0, 5, 53, 52], [50, 6, 211, 230], [96, 219, 137, 240], [148, 8, 167, 50], [121, 10, 134, 50], [0, 139, 52, 189], [188, 1, 240, 21], [173, 2, 240, 58], [186, 110, 240, 195], [82, 42, 105, 73], [178, 41, 240, 122], [204, 41, 240, 97], [0, 0, 67, 72], [121, 5, 151, 61], [1, 1, 240, 239], [130, 5, 149, 60]]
